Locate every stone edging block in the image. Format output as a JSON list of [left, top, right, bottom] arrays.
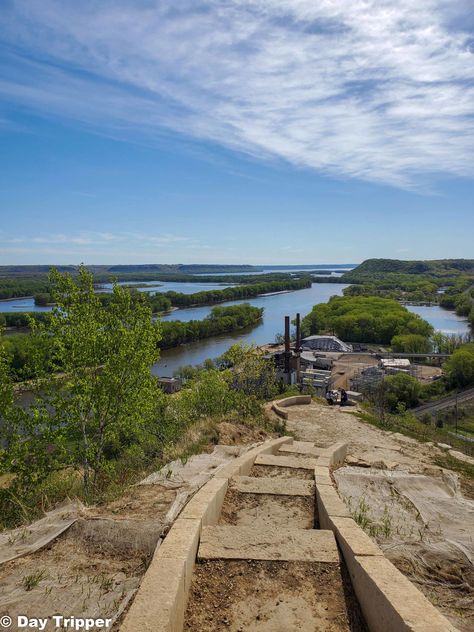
[[319, 441, 347, 467], [271, 394, 311, 418], [349, 555, 460, 632], [314, 465, 332, 486], [120, 556, 186, 632], [179, 477, 228, 526], [314, 453, 460, 632], [214, 436, 293, 478], [119, 435, 293, 632], [316, 484, 351, 529]]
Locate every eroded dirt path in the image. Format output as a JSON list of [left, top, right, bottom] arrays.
[[185, 444, 367, 632], [284, 402, 474, 632]]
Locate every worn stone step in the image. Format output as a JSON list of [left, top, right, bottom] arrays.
[[229, 475, 315, 497], [198, 525, 339, 562], [254, 453, 319, 470], [278, 441, 323, 457]]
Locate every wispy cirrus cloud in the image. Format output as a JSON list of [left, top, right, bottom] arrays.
[[1, 231, 195, 250], [1, 0, 474, 188]]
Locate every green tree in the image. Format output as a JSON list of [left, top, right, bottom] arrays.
[[391, 334, 430, 353], [0, 329, 68, 526], [384, 373, 421, 412], [301, 296, 433, 344], [29, 265, 163, 489], [219, 344, 279, 401], [431, 332, 470, 354], [445, 344, 474, 388], [0, 330, 15, 422]]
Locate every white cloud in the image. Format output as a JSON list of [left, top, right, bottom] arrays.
[[2, 231, 194, 248], [1, 0, 473, 187]]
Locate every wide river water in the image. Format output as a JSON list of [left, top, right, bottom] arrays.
[[1, 277, 470, 377], [153, 285, 471, 376]]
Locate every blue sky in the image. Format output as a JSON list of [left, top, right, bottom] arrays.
[[0, 0, 473, 265]]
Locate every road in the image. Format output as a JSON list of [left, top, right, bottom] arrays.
[[411, 387, 474, 417]]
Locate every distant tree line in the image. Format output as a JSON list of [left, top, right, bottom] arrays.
[[159, 304, 263, 349], [0, 269, 311, 301], [160, 277, 311, 308], [0, 278, 51, 300], [24, 276, 312, 312], [1, 304, 263, 379], [342, 258, 474, 310], [0, 312, 50, 328]]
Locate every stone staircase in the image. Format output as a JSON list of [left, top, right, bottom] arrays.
[[185, 441, 359, 631]]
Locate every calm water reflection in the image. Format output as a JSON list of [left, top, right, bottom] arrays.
[[153, 289, 471, 376], [153, 283, 348, 375], [1, 279, 470, 378], [405, 305, 471, 336]]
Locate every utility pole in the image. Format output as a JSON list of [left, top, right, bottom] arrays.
[[455, 394, 458, 434], [295, 312, 301, 386], [284, 316, 291, 382]]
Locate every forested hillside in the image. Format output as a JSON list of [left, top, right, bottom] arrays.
[[343, 258, 474, 282]]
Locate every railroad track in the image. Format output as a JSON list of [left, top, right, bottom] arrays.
[[411, 387, 474, 416]]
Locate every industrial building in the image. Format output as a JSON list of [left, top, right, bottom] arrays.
[[301, 335, 353, 353]]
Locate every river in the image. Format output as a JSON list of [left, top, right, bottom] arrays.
[[1, 277, 471, 377], [152, 285, 471, 376], [153, 282, 349, 375], [0, 280, 236, 312]]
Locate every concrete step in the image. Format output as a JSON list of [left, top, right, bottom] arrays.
[[198, 525, 339, 563], [229, 475, 315, 497], [254, 453, 318, 470], [278, 441, 323, 457]]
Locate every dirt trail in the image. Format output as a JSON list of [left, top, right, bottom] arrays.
[[184, 445, 367, 632], [283, 401, 474, 632]]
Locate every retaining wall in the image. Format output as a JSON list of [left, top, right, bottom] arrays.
[[271, 394, 312, 419], [119, 435, 292, 632], [314, 448, 460, 632]]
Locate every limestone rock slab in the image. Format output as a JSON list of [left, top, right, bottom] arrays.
[[198, 525, 339, 563], [230, 476, 315, 497]]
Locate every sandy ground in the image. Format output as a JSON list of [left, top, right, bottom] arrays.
[[330, 354, 379, 390], [219, 490, 315, 529], [249, 464, 314, 479], [185, 559, 363, 632], [329, 354, 443, 390], [283, 401, 474, 632], [414, 364, 443, 382], [0, 518, 156, 631], [90, 485, 177, 521]]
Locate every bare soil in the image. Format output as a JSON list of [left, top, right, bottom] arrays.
[[217, 421, 271, 446], [185, 560, 365, 632], [90, 484, 176, 521], [249, 464, 314, 480], [219, 490, 315, 529], [0, 421, 270, 629], [0, 518, 154, 630], [331, 354, 379, 390]]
